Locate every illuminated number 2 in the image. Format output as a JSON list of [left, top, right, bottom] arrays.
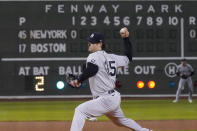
[[35, 76, 44, 91]]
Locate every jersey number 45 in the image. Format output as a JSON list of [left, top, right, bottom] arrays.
[[104, 61, 116, 76]]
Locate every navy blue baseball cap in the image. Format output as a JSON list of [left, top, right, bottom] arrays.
[[87, 32, 105, 44]]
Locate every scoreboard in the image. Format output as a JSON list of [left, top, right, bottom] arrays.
[[0, 0, 197, 97]]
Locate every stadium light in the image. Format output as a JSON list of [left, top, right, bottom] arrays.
[[137, 81, 145, 89], [148, 81, 156, 89], [56, 81, 65, 89]]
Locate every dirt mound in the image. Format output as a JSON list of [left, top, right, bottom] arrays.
[[0, 120, 196, 131]]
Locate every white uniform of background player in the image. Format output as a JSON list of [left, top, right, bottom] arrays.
[[70, 28, 153, 131], [173, 59, 194, 103]]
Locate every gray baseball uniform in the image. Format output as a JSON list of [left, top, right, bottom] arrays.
[[70, 51, 150, 131], [175, 63, 194, 102], [88, 51, 128, 98], [70, 32, 152, 131]]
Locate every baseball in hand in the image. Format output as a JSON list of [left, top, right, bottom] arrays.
[[120, 28, 126, 33], [120, 27, 129, 38]]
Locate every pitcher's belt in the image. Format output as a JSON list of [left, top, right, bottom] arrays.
[[94, 89, 115, 99]]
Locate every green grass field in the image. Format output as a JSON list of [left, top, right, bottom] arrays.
[[0, 99, 196, 121]]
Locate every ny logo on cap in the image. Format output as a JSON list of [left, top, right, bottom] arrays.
[[90, 34, 94, 38]]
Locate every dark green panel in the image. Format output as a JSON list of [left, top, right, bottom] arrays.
[[0, 1, 197, 96]]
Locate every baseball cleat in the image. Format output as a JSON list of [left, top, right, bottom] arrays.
[[88, 117, 98, 122], [188, 99, 192, 103], [173, 100, 178, 103]]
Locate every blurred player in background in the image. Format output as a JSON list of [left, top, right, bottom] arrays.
[[69, 27, 153, 131], [173, 59, 194, 103]]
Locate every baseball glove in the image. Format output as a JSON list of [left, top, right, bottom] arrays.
[[181, 75, 188, 79], [115, 80, 122, 88], [66, 73, 78, 88]]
